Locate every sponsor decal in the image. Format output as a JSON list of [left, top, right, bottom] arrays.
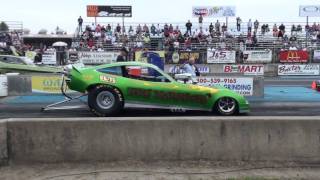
[[223, 65, 264, 75], [278, 64, 320, 75], [197, 77, 253, 96], [100, 75, 116, 83], [127, 87, 208, 104]]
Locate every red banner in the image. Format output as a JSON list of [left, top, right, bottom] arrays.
[[279, 50, 309, 63]]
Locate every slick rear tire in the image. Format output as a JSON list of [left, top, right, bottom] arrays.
[[214, 97, 238, 116], [88, 85, 124, 116]]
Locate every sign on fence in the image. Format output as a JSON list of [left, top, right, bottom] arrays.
[[168, 65, 210, 74], [313, 50, 320, 62], [279, 50, 309, 63], [223, 64, 264, 75], [197, 77, 253, 96], [207, 49, 236, 63], [87, 5, 132, 17], [243, 50, 272, 63], [299, 5, 320, 17], [42, 51, 56, 65], [192, 6, 236, 17], [278, 64, 320, 75], [78, 51, 119, 65]]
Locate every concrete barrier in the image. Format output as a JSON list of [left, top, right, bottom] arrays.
[[0, 120, 8, 166], [2, 117, 320, 164]]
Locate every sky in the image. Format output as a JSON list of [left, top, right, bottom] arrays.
[[1, 0, 320, 34]]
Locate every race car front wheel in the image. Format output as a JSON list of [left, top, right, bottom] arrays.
[[88, 86, 123, 116], [215, 97, 238, 116]]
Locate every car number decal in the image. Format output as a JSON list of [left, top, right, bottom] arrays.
[[100, 75, 116, 83]]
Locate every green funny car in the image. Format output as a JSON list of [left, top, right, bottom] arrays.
[[65, 62, 249, 116]]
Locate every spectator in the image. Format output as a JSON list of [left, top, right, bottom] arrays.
[[116, 23, 121, 33], [199, 14, 203, 28], [77, 16, 83, 33], [247, 19, 252, 33], [156, 24, 161, 36], [186, 20, 192, 36], [222, 23, 227, 36], [116, 47, 128, 62], [91, 23, 96, 32], [150, 24, 156, 36], [128, 26, 134, 36], [254, 19, 259, 32], [181, 56, 200, 82], [107, 24, 111, 32], [278, 29, 284, 39], [261, 24, 266, 35], [209, 23, 214, 33], [169, 24, 174, 33], [297, 24, 302, 32], [279, 23, 285, 34], [291, 24, 296, 35], [95, 24, 101, 32], [215, 20, 220, 33], [136, 24, 142, 34], [143, 24, 149, 33], [273, 24, 278, 37], [236, 17, 242, 31]]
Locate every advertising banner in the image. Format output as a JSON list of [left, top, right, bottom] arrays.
[[278, 64, 320, 75], [166, 51, 205, 64], [32, 76, 74, 93], [168, 65, 210, 74], [299, 5, 320, 17], [279, 50, 309, 63], [192, 6, 236, 17], [313, 50, 320, 62], [135, 51, 165, 63], [87, 5, 132, 17], [42, 51, 56, 65], [243, 50, 272, 63], [223, 64, 264, 75], [197, 77, 253, 96], [78, 51, 120, 65], [207, 49, 236, 63]]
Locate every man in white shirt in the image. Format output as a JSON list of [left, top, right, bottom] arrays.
[[247, 19, 252, 33], [181, 57, 200, 84]]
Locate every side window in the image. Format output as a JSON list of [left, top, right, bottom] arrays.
[[97, 66, 122, 76], [123, 65, 170, 83], [0, 57, 24, 64]]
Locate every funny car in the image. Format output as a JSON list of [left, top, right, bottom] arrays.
[[65, 61, 249, 116]]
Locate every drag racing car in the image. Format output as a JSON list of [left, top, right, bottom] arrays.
[[63, 62, 249, 116]]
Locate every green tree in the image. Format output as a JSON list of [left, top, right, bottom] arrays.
[[0, 21, 9, 32]]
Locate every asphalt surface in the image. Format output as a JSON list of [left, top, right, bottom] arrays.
[[1, 77, 320, 119]]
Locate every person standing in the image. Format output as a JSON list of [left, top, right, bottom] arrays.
[[186, 20, 192, 36], [116, 47, 128, 62], [254, 19, 259, 33], [247, 19, 252, 33], [209, 23, 214, 34], [236, 17, 242, 31], [181, 57, 200, 84], [198, 14, 203, 29], [215, 20, 220, 33], [78, 16, 83, 33]]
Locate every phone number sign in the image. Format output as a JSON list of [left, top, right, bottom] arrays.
[[197, 77, 253, 96]]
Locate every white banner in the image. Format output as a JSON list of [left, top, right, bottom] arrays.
[[223, 64, 264, 75], [278, 64, 320, 75], [207, 49, 236, 63], [314, 50, 320, 62], [299, 5, 320, 17], [192, 6, 236, 17], [243, 50, 272, 63], [42, 51, 56, 65], [197, 77, 253, 96], [168, 65, 210, 74], [78, 51, 120, 65]]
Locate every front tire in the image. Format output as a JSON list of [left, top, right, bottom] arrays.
[[215, 97, 238, 116], [88, 86, 123, 116]]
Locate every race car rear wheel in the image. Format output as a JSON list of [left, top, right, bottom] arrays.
[[88, 86, 123, 116], [215, 97, 238, 116]]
